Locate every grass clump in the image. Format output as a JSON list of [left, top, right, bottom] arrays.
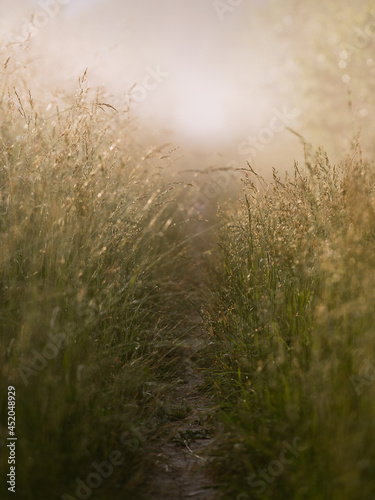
[[206, 144, 375, 500], [0, 68, 191, 499]]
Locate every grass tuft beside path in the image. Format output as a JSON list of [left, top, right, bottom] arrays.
[[205, 145, 375, 500]]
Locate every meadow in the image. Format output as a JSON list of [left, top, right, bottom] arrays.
[[1, 47, 375, 500]]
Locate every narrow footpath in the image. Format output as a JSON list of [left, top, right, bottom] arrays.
[[144, 213, 222, 499], [145, 313, 220, 500]]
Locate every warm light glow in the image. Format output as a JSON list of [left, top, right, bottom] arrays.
[[172, 75, 229, 142]]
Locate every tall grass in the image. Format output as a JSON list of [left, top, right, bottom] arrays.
[[206, 143, 375, 499], [0, 65, 193, 499], [3, 45, 375, 500]]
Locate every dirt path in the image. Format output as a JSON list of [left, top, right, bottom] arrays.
[[145, 315, 220, 500]]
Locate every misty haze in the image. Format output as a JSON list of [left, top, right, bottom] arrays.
[[1, 1, 375, 499]]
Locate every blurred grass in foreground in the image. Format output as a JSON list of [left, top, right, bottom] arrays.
[[0, 65, 196, 499], [206, 143, 375, 500]]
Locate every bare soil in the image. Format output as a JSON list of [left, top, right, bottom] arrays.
[[144, 319, 221, 500]]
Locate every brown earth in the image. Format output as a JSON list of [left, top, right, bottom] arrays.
[[144, 316, 222, 500]]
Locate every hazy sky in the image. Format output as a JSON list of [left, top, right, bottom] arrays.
[[0, 0, 307, 173]]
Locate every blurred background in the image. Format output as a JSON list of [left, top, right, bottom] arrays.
[[1, 0, 374, 177]]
